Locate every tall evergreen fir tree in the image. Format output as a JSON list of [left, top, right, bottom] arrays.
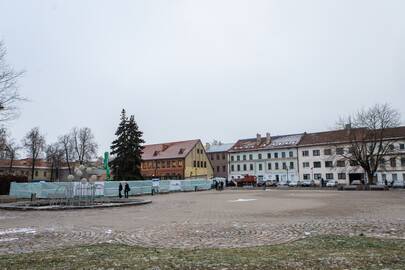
[[110, 109, 145, 180]]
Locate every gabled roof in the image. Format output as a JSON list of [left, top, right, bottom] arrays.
[[229, 134, 303, 153], [206, 143, 235, 153], [142, 139, 200, 160], [299, 126, 405, 147]]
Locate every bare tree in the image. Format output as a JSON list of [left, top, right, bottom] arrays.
[[0, 41, 25, 121], [337, 104, 401, 185], [22, 127, 46, 180], [57, 134, 75, 174], [71, 127, 98, 165], [5, 140, 20, 174], [46, 143, 64, 181]]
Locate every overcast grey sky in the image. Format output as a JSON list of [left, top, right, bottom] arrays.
[[0, 0, 404, 155]]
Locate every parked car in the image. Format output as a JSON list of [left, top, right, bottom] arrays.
[[301, 180, 315, 187], [288, 181, 301, 187], [326, 180, 338, 187]]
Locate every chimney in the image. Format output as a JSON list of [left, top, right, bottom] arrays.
[[266, 132, 271, 145], [345, 123, 351, 130], [256, 133, 262, 145]]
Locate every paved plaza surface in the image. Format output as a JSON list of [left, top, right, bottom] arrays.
[[0, 189, 405, 254]]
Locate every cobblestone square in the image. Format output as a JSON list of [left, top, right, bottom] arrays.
[[1, 189, 405, 254]]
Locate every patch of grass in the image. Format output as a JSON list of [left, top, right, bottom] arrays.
[[1, 235, 405, 269]]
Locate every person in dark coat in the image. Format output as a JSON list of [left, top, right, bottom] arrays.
[[118, 182, 123, 198], [124, 183, 131, 198], [220, 181, 224, 191]]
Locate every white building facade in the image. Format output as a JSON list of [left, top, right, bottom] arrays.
[[229, 133, 303, 183], [298, 128, 405, 185]]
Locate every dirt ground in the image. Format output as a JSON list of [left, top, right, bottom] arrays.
[[0, 189, 405, 254]]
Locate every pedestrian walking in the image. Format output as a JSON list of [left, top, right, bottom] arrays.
[[220, 181, 224, 191], [124, 182, 131, 198], [118, 182, 123, 198]]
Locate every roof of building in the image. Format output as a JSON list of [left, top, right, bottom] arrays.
[[205, 143, 235, 153], [229, 134, 303, 153], [142, 139, 200, 160], [299, 126, 405, 146], [0, 159, 68, 169]]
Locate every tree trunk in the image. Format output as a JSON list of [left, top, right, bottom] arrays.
[[8, 155, 14, 174], [31, 159, 35, 181]]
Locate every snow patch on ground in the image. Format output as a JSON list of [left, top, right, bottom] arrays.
[[229, 199, 257, 202], [0, 237, 18, 242], [0, 228, 36, 236]]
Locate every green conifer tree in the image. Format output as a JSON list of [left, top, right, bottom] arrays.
[[110, 109, 144, 180]]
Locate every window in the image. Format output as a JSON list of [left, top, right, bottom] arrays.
[[267, 153, 271, 159], [268, 163, 272, 170], [336, 148, 344, 155], [303, 174, 310, 180], [350, 160, 358, 166], [302, 151, 309, 157], [258, 154, 262, 160], [392, 174, 398, 181], [282, 162, 287, 170], [231, 165, 234, 171], [337, 160, 346, 167], [326, 173, 334, 180], [281, 152, 286, 158], [313, 150, 320, 156], [231, 156, 234, 161], [289, 151, 293, 158], [237, 165, 240, 171], [237, 155, 240, 161], [324, 149, 332, 155], [178, 160, 183, 167], [250, 164, 254, 170], [389, 144, 395, 151], [289, 162, 294, 169], [217, 166, 220, 172], [243, 155, 246, 160], [216, 154, 220, 160], [258, 164, 263, 171], [249, 154, 253, 160], [275, 162, 279, 170], [204, 161, 207, 168], [314, 173, 322, 180], [222, 154, 226, 160], [313, 161, 321, 168], [401, 158, 405, 167], [400, 144, 405, 150], [197, 161, 200, 167], [338, 173, 346, 180], [382, 174, 387, 181], [325, 161, 333, 168], [44, 172, 47, 177], [274, 153, 279, 158], [303, 162, 310, 168], [243, 164, 247, 171], [390, 158, 397, 167], [222, 166, 226, 172], [403, 174, 405, 181], [379, 159, 386, 165], [163, 162, 166, 168], [35, 171, 38, 177]]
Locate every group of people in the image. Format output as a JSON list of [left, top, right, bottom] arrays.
[[118, 182, 131, 198], [213, 180, 224, 191]]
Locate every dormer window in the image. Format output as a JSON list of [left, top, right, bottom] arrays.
[[178, 148, 185, 154]]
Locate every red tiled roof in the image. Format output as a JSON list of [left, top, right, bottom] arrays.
[[142, 139, 200, 160], [299, 126, 405, 146]]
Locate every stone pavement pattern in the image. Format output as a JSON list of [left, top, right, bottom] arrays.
[[1, 190, 405, 254]]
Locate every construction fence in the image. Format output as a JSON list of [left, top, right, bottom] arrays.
[[9, 179, 212, 199]]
